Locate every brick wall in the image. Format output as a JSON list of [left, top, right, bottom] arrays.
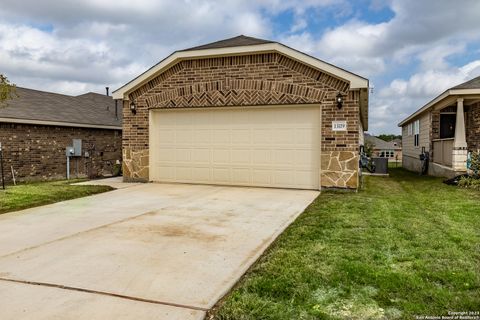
[[0, 123, 122, 182], [467, 103, 480, 152], [123, 52, 362, 188]]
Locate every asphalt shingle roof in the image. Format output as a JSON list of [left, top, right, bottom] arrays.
[[451, 75, 480, 90], [365, 134, 402, 150], [180, 35, 274, 51], [0, 87, 122, 128]]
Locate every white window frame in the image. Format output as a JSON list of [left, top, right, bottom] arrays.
[[413, 120, 420, 147]]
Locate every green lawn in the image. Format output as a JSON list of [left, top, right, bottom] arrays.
[[212, 168, 480, 319], [0, 180, 113, 214]]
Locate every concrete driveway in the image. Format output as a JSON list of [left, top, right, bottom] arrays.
[[0, 182, 318, 319]]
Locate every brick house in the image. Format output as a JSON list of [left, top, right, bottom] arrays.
[[398, 75, 480, 177], [364, 134, 402, 162], [113, 35, 369, 190], [0, 87, 122, 182]]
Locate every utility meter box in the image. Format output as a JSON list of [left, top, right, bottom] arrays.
[[65, 146, 74, 157], [372, 157, 388, 174], [73, 139, 82, 156]]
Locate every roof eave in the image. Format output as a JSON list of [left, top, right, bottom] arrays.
[[0, 117, 122, 130], [112, 43, 369, 100]]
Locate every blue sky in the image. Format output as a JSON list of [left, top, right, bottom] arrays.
[[0, 0, 479, 134]]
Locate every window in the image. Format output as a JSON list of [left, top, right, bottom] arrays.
[[379, 150, 395, 158], [407, 123, 413, 135], [440, 114, 456, 139], [413, 120, 420, 147]]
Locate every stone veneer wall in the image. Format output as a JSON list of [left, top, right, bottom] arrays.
[[320, 90, 360, 189], [122, 52, 361, 188], [0, 123, 122, 182]]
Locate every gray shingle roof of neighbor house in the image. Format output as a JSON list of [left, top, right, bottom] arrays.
[[0, 87, 122, 129], [180, 35, 275, 51], [451, 75, 480, 90], [365, 134, 402, 150], [398, 75, 480, 127]]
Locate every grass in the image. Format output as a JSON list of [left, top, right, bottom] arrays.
[[0, 180, 113, 214], [212, 168, 480, 319]]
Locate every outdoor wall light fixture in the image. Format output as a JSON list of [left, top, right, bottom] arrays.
[[336, 92, 344, 109], [130, 101, 137, 114]]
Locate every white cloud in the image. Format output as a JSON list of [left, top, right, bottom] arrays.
[[0, 0, 339, 94], [369, 60, 480, 134], [0, 0, 479, 135]]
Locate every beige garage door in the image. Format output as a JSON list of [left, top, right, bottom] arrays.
[[149, 106, 320, 190]]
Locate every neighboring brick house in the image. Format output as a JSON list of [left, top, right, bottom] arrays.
[[398, 75, 480, 177], [364, 134, 402, 162], [113, 35, 369, 189], [0, 87, 122, 182]]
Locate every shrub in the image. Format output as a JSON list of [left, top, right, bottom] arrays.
[[458, 175, 480, 190], [469, 151, 480, 176]]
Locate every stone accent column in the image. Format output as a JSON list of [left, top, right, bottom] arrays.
[[453, 98, 468, 171]]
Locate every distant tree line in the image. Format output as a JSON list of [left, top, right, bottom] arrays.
[[377, 134, 402, 142]]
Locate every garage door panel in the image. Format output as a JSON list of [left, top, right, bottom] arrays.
[[157, 148, 175, 161], [192, 167, 211, 181], [295, 150, 316, 165], [295, 170, 317, 187], [213, 168, 230, 182], [213, 130, 230, 143], [176, 167, 193, 180], [252, 129, 271, 144], [193, 129, 211, 144], [273, 150, 295, 165], [272, 129, 295, 144], [273, 170, 295, 185], [231, 129, 250, 143], [252, 150, 271, 164], [232, 168, 250, 183], [231, 149, 251, 164], [295, 128, 315, 144], [176, 130, 193, 144], [252, 170, 271, 184], [157, 166, 175, 180], [213, 149, 230, 163], [175, 149, 191, 162], [191, 149, 210, 163], [158, 129, 175, 145], [151, 107, 319, 189]]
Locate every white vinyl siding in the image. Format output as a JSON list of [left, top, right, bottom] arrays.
[[402, 112, 430, 158]]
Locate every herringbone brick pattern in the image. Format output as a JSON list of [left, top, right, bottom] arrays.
[[143, 79, 325, 108]]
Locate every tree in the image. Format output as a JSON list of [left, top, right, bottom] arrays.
[[377, 134, 402, 142], [364, 140, 374, 157], [0, 74, 17, 106]]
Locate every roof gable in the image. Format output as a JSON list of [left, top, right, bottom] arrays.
[[180, 35, 274, 51], [112, 35, 368, 100]]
